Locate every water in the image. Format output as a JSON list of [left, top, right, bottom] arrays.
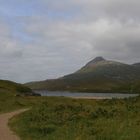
[[35, 90, 139, 99]]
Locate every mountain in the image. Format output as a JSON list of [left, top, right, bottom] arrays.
[[133, 63, 140, 68], [26, 57, 140, 93], [0, 80, 35, 96]]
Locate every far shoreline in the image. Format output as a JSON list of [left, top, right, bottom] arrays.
[[35, 90, 139, 99], [70, 96, 112, 99]]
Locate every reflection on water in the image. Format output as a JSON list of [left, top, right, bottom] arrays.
[[35, 90, 139, 99]]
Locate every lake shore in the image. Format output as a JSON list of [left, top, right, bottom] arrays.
[[71, 96, 112, 99], [36, 90, 139, 99]]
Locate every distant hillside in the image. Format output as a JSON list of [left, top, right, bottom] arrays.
[[0, 80, 33, 96], [133, 63, 140, 68], [26, 57, 140, 93]]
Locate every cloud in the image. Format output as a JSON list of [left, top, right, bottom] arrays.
[[0, 0, 140, 82], [23, 16, 140, 62], [41, 0, 140, 21]]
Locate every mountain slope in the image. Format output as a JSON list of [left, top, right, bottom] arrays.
[[0, 80, 33, 96], [133, 63, 140, 69], [26, 57, 140, 93]]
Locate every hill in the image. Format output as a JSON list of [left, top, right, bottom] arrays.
[[0, 80, 33, 96], [26, 57, 140, 93], [133, 63, 140, 69]]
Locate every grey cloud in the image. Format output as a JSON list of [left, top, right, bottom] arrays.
[[0, 0, 140, 82], [24, 17, 140, 63], [41, 0, 140, 21]]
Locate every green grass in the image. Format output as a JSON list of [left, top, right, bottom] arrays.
[[1, 79, 140, 140], [0, 80, 37, 113], [9, 96, 140, 140], [0, 88, 42, 113]]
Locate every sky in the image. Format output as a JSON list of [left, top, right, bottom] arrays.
[[0, 0, 140, 83]]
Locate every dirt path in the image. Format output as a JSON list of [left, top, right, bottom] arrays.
[[0, 109, 29, 140]]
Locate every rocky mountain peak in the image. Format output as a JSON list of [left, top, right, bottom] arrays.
[[92, 56, 105, 62], [85, 56, 106, 66]]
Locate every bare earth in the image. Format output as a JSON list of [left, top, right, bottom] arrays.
[[0, 109, 28, 140]]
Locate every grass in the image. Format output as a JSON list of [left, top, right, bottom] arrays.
[[0, 80, 37, 113], [1, 79, 140, 140], [9, 96, 140, 140], [0, 88, 42, 114]]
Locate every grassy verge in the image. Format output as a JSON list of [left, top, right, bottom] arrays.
[[0, 80, 36, 114], [0, 80, 39, 113], [0, 89, 41, 113], [9, 96, 140, 140]]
